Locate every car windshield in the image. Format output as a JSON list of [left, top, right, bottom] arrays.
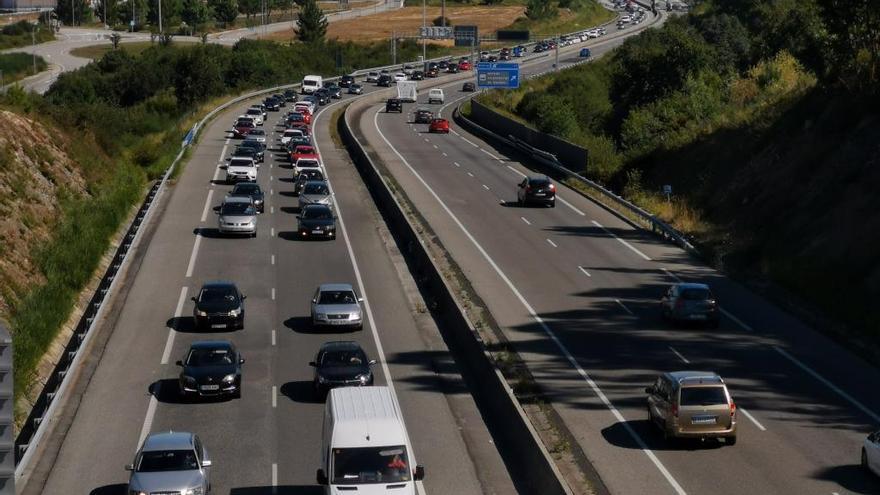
[[250, 129, 266, 136], [186, 347, 234, 366], [332, 446, 410, 484], [302, 207, 333, 220], [221, 202, 254, 215], [303, 183, 329, 195], [233, 184, 259, 194], [318, 290, 357, 305], [529, 179, 550, 187], [234, 149, 255, 157], [236, 121, 254, 128], [320, 349, 366, 366], [229, 159, 253, 168], [247, 109, 261, 115], [680, 386, 728, 406], [298, 160, 319, 168], [137, 450, 199, 472], [681, 288, 712, 301]]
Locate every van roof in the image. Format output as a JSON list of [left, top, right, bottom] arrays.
[[328, 386, 408, 448]]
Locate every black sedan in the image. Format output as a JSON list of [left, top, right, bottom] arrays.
[[297, 204, 336, 239], [386, 98, 403, 113], [283, 89, 298, 102], [310, 341, 375, 397], [446, 64, 459, 74], [192, 281, 246, 330], [325, 84, 343, 99], [517, 175, 556, 207], [377, 74, 394, 87], [294, 169, 326, 196], [314, 89, 331, 105], [177, 340, 244, 399], [237, 140, 265, 162], [339, 74, 355, 87], [414, 108, 434, 124], [230, 182, 265, 213], [263, 97, 281, 111], [462, 82, 475, 92], [410, 70, 425, 80], [228, 146, 259, 164]]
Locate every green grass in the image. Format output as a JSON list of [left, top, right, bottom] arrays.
[[0, 21, 55, 50], [70, 40, 210, 60], [0, 53, 47, 85], [506, 0, 615, 36]]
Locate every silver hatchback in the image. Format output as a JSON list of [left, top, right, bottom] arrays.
[[126, 431, 212, 495], [311, 283, 364, 330], [217, 195, 257, 237], [660, 282, 720, 328]]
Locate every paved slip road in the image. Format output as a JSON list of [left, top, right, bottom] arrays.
[[355, 18, 880, 495], [19, 59, 524, 494]]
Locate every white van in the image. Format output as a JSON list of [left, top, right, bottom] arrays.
[[427, 88, 444, 104], [317, 387, 425, 493], [302, 75, 323, 94]]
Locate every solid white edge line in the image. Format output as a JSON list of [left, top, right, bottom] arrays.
[[200, 189, 215, 223], [184, 234, 202, 278], [161, 287, 188, 365], [322, 102, 428, 495], [272, 385, 277, 408], [668, 346, 690, 364], [480, 148, 500, 160], [372, 106, 687, 495], [460, 136, 480, 148], [578, 266, 591, 277], [738, 407, 766, 432], [773, 346, 880, 423], [661, 267, 682, 282], [546, 238, 557, 248], [591, 220, 652, 261], [219, 143, 228, 161], [557, 196, 586, 216], [506, 165, 526, 177], [719, 307, 754, 332], [615, 299, 634, 316]]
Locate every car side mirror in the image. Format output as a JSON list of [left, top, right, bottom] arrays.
[[226, 157, 231, 161], [308, 361, 316, 367], [358, 297, 364, 303], [124, 464, 134, 471], [175, 360, 183, 366], [191, 296, 197, 302], [201, 460, 212, 468], [317, 468, 329, 485], [413, 465, 425, 481], [296, 215, 301, 220]]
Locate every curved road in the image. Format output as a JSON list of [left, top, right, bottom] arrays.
[[353, 15, 880, 495]]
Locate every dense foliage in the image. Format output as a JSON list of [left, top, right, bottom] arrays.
[[0, 21, 55, 50], [297, 0, 328, 42]]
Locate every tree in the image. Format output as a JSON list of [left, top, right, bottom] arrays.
[[54, 0, 92, 26], [209, 0, 239, 24], [297, 0, 327, 43], [819, 0, 880, 92], [148, 0, 182, 29], [175, 46, 226, 107], [238, 0, 260, 22], [181, 0, 210, 27], [525, 0, 555, 20], [96, 0, 120, 25]]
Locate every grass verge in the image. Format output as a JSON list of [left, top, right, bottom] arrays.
[[506, 0, 615, 36], [0, 21, 55, 50], [0, 53, 48, 85]]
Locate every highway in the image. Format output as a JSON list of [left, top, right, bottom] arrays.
[[18, 59, 518, 494], [351, 21, 880, 495]]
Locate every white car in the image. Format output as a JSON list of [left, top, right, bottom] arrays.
[[864, 430, 880, 477], [293, 157, 322, 178], [365, 71, 380, 83], [226, 157, 257, 183], [279, 128, 305, 146], [394, 72, 408, 82], [294, 100, 316, 114], [244, 107, 264, 126]]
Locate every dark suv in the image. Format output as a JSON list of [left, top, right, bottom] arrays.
[[386, 98, 403, 113], [377, 74, 394, 87], [339, 74, 355, 87], [516, 175, 556, 207], [191, 281, 246, 330]]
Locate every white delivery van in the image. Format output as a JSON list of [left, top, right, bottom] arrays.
[[427, 88, 444, 104], [302, 75, 323, 94], [396, 81, 418, 102], [317, 387, 425, 494]]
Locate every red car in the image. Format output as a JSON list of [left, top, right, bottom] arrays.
[[290, 145, 317, 163], [458, 60, 471, 71], [289, 121, 311, 136], [429, 118, 450, 134], [233, 120, 255, 138]]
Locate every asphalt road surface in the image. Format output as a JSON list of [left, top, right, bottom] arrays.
[[18, 57, 525, 495], [353, 19, 880, 495]]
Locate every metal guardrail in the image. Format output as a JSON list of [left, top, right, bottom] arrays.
[[453, 107, 697, 254]]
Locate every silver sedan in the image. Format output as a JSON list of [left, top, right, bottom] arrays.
[[299, 180, 333, 209], [217, 196, 257, 237], [311, 283, 363, 330]]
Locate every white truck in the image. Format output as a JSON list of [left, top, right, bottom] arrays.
[[396, 81, 418, 103], [302, 74, 323, 94], [317, 387, 425, 494]]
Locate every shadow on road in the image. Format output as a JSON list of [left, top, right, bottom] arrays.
[[601, 419, 727, 451], [89, 484, 127, 495], [230, 486, 322, 495], [280, 381, 323, 404], [813, 464, 880, 494]]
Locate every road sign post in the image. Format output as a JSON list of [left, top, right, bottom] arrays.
[[476, 62, 520, 89]]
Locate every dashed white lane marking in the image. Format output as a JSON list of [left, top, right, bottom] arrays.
[[461, 136, 480, 148], [270, 188, 274, 195], [480, 148, 500, 160], [578, 266, 592, 277], [467, 172, 474, 177], [212, 165, 221, 182], [272, 329, 276, 346], [506, 165, 526, 177], [739, 407, 767, 431], [424, 138, 430, 143], [774, 346, 880, 423], [668, 346, 690, 364], [271, 288, 276, 300], [270, 175, 274, 181], [161, 287, 188, 365], [272, 385, 277, 408], [270, 206, 275, 214], [454, 162, 461, 167], [271, 254, 275, 265], [546, 238, 558, 248], [433, 144, 438, 149], [272, 463, 278, 488], [200, 190, 215, 222], [271, 227, 275, 237], [591, 220, 652, 261], [442, 152, 448, 157], [615, 299, 635, 315], [521, 217, 531, 225], [558, 196, 586, 216], [185, 235, 202, 278], [482, 184, 490, 191]]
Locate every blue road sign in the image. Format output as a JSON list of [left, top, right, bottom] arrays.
[[476, 62, 520, 89]]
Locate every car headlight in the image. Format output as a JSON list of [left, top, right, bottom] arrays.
[[229, 308, 241, 317], [183, 375, 197, 385], [357, 373, 371, 384], [196, 310, 208, 317], [223, 374, 236, 384], [350, 312, 361, 321], [315, 313, 327, 319]]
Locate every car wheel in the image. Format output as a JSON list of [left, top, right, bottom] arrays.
[[233, 388, 241, 399], [549, 201, 556, 208], [726, 435, 737, 446]]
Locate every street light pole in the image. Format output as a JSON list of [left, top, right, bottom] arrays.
[[158, 0, 163, 33], [421, 0, 426, 65], [441, 0, 445, 28], [31, 26, 37, 74]]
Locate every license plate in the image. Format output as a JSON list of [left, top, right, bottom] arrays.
[[200, 385, 220, 391], [691, 416, 717, 425], [689, 314, 707, 320], [534, 193, 545, 197], [211, 323, 226, 328], [312, 229, 323, 234]]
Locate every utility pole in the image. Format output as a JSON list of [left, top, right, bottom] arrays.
[[158, 0, 163, 33], [71, 0, 75, 26], [391, 30, 396, 65], [441, 0, 445, 28], [554, 33, 560, 71], [421, 0, 426, 65], [132, 0, 135, 32], [31, 25, 37, 74]]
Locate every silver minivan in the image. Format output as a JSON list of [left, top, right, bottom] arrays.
[[217, 195, 257, 237], [126, 431, 212, 495]]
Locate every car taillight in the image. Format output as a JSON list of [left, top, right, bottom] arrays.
[[672, 403, 679, 418], [548, 184, 556, 191], [730, 401, 736, 418]]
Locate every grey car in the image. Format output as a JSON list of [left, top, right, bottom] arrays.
[[217, 195, 257, 237], [299, 180, 332, 208], [660, 282, 720, 328], [126, 431, 212, 495], [311, 283, 364, 330]]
